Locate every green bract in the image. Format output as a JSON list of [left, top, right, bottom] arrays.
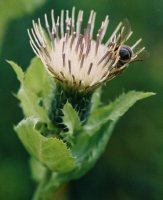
[[8, 57, 154, 200]]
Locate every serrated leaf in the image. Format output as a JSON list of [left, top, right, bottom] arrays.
[[86, 91, 155, 130], [71, 121, 116, 179], [24, 57, 52, 100], [24, 57, 54, 112], [17, 87, 49, 122], [15, 117, 76, 173], [72, 91, 155, 176], [7, 60, 24, 83], [62, 102, 81, 134], [8, 58, 52, 123], [90, 86, 102, 112]]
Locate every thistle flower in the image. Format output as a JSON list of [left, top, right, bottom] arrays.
[[28, 7, 145, 93], [27, 8, 146, 126]]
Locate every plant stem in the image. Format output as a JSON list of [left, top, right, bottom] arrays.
[[32, 169, 51, 200]]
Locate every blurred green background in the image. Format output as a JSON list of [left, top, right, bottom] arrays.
[[0, 0, 163, 199]]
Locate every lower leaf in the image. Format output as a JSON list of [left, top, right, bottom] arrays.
[[15, 117, 77, 173]]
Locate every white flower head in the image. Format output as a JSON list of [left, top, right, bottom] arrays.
[[28, 8, 146, 93]]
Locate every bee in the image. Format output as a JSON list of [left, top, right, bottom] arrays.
[[114, 19, 148, 69], [117, 45, 133, 68]]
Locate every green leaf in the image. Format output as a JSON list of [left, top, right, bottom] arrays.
[[7, 60, 24, 83], [90, 86, 102, 112], [72, 91, 155, 177], [15, 117, 77, 173], [86, 91, 155, 131], [71, 121, 116, 179], [8, 58, 52, 123], [30, 157, 46, 183], [24, 58, 52, 99], [62, 102, 81, 134], [24, 57, 53, 112], [17, 87, 49, 122]]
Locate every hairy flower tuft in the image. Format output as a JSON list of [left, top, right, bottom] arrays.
[[28, 8, 145, 93], [27, 8, 148, 127]]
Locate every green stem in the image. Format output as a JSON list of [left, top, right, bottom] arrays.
[[40, 173, 66, 200], [32, 169, 51, 200]]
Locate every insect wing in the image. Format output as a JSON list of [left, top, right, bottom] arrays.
[[118, 19, 132, 45], [132, 49, 149, 62]]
